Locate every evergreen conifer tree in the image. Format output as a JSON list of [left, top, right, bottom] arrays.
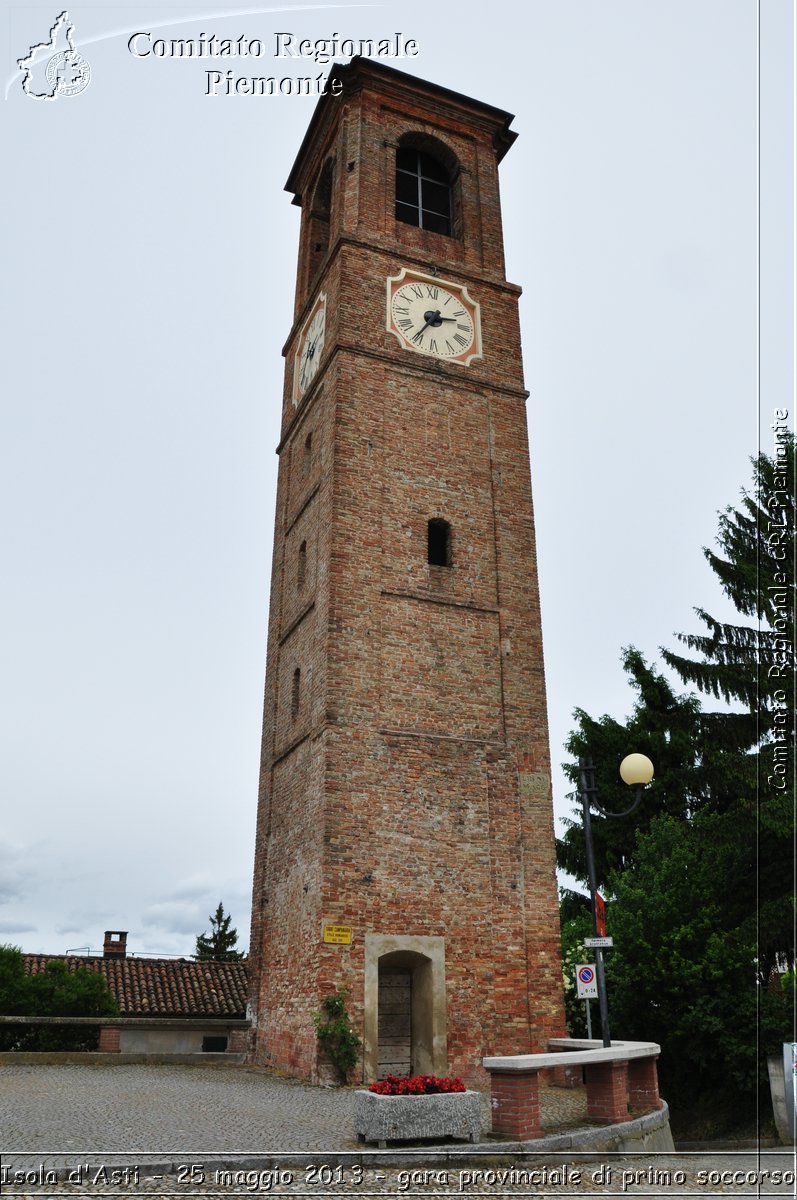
[[660, 435, 795, 978], [662, 433, 794, 748], [194, 903, 244, 961], [557, 440, 795, 1125]]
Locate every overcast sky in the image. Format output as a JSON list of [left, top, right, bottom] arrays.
[[2, 1, 793, 957]]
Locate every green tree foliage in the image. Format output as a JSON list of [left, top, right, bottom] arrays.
[[662, 434, 794, 737], [560, 909, 594, 1038], [0, 945, 118, 1051], [661, 434, 795, 979], [605, 812, 790, 1134], [557, 648, 731, 891], [557, 440, 795, 1128], [0, 944, 29, 1012], [194, 902, 244, 961]]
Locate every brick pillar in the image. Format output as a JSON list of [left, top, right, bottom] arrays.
[[227, 1029, 249, 1053], [488, 1070, 542, 1139], [585, 1060, 629, 1124], [98, 1025, 121, 1053], [628, 1055, 662, 1111]]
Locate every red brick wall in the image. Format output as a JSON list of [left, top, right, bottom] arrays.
[[227, 1029, 249, 1054], [98, 1025, 121, 1053], [248, 59, 564, 1084]]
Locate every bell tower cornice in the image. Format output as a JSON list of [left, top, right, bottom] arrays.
[[285, 57, 518, 207]]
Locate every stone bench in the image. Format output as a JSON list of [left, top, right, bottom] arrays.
[[483, 1039, 663, 1139]]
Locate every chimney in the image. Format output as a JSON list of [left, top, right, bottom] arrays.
[[103, 931, 128, 959]]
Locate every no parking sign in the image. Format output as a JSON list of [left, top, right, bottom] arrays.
[[576, 963, 598, 999]]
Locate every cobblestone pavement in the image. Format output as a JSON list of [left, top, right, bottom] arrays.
[[1, 1063, 588, 1158], [2, 1064, 794, 1196]]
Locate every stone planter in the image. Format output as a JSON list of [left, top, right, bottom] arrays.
[[354, 1089, 481, 1147]]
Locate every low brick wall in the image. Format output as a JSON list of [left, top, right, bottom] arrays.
[[0, 1015, 250, 1058]]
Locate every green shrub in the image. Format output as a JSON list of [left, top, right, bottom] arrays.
[[313, 987, 361, 1083], [0, 945, 118, 1051]]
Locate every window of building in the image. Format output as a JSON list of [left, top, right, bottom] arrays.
[[291, 667, 301, 719], [303, 431, 313, 474], [297, 540, 307, 589], [396, 148, 452, 236], [202, 1036, 228, 1053], [307, 160, 333, 281], [427, 519, 451, 567]]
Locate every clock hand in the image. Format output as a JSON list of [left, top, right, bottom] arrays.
[[417, 309, 443, 335]]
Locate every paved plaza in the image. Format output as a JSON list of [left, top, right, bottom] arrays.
[[1, 1062, 592, 1158], [3, 1063, 361, 1158], [2, 1064, 794, 1196]]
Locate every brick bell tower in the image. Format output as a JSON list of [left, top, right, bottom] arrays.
[[248, 58, 565, 1085]]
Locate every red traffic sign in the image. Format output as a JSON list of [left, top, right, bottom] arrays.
[[596, 892, 607, 937], [576, 963, 598, 999]]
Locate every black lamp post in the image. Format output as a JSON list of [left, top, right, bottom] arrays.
[[578, 752, 654, 1048]]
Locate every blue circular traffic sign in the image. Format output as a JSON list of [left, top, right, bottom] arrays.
[[577, 966, 595, 984]]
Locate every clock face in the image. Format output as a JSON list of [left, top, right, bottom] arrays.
[[294, 294, 326, 403], [387, 271, 481, 365]]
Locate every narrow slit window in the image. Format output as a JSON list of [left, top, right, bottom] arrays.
[[307, 160, 333, 281], [291, 668, 301, 720], [303, 431, 313, 474], [297, 540, 307, 589], [427, 519, 451, 567]]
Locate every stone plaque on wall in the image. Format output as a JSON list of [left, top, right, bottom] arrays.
[[518, 771, 550, 798]]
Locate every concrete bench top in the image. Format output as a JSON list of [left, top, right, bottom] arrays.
[[483, 1039, 661, 1071]]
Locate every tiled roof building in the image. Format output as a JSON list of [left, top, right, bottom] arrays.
[[23, 953, 248, 1018], [19, 932, 250, 1054]]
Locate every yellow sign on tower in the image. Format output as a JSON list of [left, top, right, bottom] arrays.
[[322, 924, 352, 945]]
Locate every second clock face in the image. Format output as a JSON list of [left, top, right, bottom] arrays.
[[294, 293, 326, 403], [387, 271, 481, 365]]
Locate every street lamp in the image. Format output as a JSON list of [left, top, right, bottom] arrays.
[[578, 752, 654, 1048]]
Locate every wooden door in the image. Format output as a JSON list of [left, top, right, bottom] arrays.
[[377, 968, 412, 1077]]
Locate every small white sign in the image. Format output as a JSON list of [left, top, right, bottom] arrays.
[[584, 936, 614, 948], [576, 963, 598, 999]]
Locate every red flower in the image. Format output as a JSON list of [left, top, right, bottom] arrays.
[[369, 1073, 466, 1095]]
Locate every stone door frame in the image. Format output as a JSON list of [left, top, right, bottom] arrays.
[[363, 934, 447, 1083]]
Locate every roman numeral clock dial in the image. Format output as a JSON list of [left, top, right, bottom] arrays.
[[293, 292, 327, 405], [386, 270, 482, 365]]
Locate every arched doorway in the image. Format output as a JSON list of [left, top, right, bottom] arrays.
[[363, 935, 447, 1082]]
